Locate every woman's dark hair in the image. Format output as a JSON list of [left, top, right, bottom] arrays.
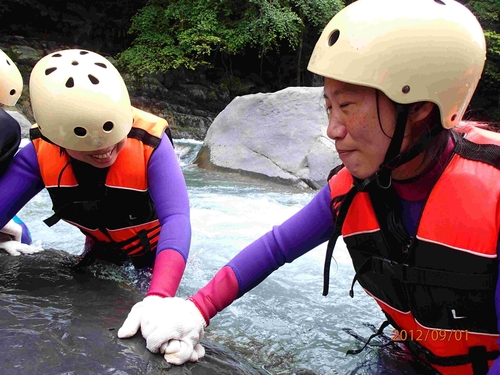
[[412, 103, 450, 176]]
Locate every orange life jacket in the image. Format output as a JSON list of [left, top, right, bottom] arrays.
[[31, 107, 169, 259], [329, 127, 500, 375]]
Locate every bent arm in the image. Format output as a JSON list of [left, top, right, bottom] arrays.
[[189, 184, 334, 325], [0, 143, 44, 229], [147, 136, 191, 297]]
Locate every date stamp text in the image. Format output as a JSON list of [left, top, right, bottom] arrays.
[[392, 329, 469, 342]]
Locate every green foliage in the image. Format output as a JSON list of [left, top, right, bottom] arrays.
[[467, 0, 500, 28], [482, 30, 500, 94], [117, 0, 344, 75], [464, 0, 500, 121]]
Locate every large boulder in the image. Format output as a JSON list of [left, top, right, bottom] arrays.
[[195, 87, 340, 189]]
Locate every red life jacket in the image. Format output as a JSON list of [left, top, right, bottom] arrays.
[[31, 107, 169, 259], [328, 127, 500, 374]]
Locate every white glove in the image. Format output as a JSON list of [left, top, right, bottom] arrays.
[[117, 296, 206, 365], [0, 240, 44, 256], [0, 220, 43, 256]]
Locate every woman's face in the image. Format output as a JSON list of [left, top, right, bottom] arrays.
[[324, 78, 409, 179], [65, 137, 127, 168]]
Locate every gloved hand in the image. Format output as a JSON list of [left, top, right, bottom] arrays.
[[117, 296, 207, 365], [0, 220, 43, 256], [0, 240, 44, 256]]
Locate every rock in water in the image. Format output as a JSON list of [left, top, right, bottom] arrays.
[[0, 250, 265, 375]]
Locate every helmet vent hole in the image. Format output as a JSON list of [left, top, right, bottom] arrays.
[[451, 114, 457, 121], [10, 89, 16, 96], [88, 75, 99, 85], [95, 62, 107, 69], [328, 30, 340, 47], [103, 121, 114, 132], [71, 61, 79, 66], [52, 53, 62, 58], [66, 77, 75, 88], [402, 85, 410, 94], [45, 67, 57, 75], [74, 127, 87, 137], [6, 59, 10, 66], [79, 51, 89, 55], [434, 0, 446, 5]]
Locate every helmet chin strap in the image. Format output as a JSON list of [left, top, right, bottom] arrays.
[[373, 101, 410, 189]]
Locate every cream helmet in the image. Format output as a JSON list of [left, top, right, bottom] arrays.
[[0, 49, 23, 106], [29, 49, 133, 151], [307, 0, 486, 130]]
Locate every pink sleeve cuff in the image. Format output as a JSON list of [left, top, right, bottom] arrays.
[[188, 265, 239, 326], [147, 249, 186, 298]]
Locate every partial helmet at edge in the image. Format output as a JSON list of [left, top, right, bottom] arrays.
[[0, 49, 23, 106], [29, 49, 133, 151], [307, 0, 486, 129]]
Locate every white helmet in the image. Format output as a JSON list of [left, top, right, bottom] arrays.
[[30, 49, 133, 151], [0, 49, 23, 106], [307, 0, 486, 129]]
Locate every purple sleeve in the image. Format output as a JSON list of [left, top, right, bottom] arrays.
[[0, 143, 44, 229], [12, 215, 32, 245], [490, 357, 500, 375], [227, 184, 334, 297], [147, 136, 191, 262]]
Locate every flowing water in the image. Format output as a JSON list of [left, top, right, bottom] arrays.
[[17, 139, 433, 375]]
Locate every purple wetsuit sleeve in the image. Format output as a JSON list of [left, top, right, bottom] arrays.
[[490, 355, 500, 375], [228, 184, 334, 297], [0, 143, 44, 229], [146, 135, 191, 297], [12, 215, 32, 244], [148, 135, 191, 261]]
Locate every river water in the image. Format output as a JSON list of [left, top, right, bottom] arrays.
[[17, 139, 433, 375]]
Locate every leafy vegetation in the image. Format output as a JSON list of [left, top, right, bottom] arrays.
[[117, 0, 343, 82], [465, 0, 500, 121]]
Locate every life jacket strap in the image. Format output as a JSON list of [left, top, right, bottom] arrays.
[[71, 226, 159, 269], [371, 257, 497, 290], [43, 200, 101, 227], [348, 257, 372, 298], [405, 339, 498, 372], [346, 320, 392, 355], [323, 185, 359, 296], [113, 225, 160, 255]]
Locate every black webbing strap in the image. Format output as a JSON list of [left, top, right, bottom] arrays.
[[405, 340, 498, 370], [455, 136, 500, 168], [346, 320, 392, 355], [375, 104, 409, 188], [44, 200, 101, 227], [111, 225, 160, 252], [323, 185, 359, 296], [370, 257, 497, 290]]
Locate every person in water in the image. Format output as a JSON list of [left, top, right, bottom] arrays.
[[0, 49, 192, 330], [0, 48, 39, 255], [117, 0, 500, 373]]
